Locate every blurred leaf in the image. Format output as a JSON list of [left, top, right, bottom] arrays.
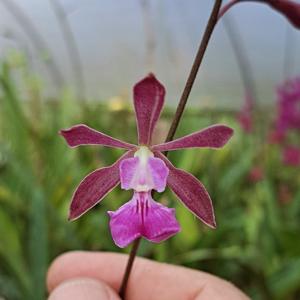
[[0, 209, 30, 296], [218, 147, 254, 194], [269, 259, 300, 299], [28, 188, 48, 300], [173, 202, 200, 251]]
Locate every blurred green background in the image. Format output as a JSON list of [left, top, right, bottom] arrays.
[[1, 55, 300, 300], [1, 1, 300, 300]]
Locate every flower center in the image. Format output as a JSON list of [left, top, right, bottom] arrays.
[[134, 146, 154, 164], [119, 146, 169, 193]]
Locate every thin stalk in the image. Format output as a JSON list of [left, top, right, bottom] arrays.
[[1, 0, 65, 90], [49, 0, 86, 101], [2, 28, 34, 68], [165, 0, 222, 143], [118, 238, 141, 298], [118, 1, 223, 298]]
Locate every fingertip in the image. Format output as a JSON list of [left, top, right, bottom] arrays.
[[47, 251, 250, 300], [47, 251, 84, 292], [48, 278, 120, 300], [47, 251, 125, 292]]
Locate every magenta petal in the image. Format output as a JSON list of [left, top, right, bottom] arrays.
[[69, 151, 133, 220], [156, 152, 216, 228], [143, 196, 180, 243], [108, 198, 141, 248], [119, 157, 140, 190], [134, 74, 165, 145], [119, 156, 168, 192], [60, 124, 136, 149], [148, 157, 169, 192], [152, 125, 233, 152], [108, 191, 180, 248]]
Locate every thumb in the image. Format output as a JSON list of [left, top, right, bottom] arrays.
[[48, 277, 120, 300]]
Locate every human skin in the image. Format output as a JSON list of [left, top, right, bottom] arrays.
[[47, 251, 250, 300]]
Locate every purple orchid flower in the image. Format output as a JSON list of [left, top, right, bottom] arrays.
[[60, 74, 233, 247]]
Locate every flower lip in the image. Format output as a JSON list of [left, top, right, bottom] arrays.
[[108, 191, 180, 248]]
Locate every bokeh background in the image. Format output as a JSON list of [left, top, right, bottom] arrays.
[[0, 0, 300, 299]]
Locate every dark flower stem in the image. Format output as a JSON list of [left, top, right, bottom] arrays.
[[118, 1, 223, 299], [165, 0, 223, 143], [118, 238, 141, 298]]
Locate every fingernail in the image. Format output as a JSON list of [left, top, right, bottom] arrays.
[[48, 278, 119, 300]]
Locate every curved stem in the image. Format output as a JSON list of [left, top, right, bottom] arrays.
[[118, 1, 223, 298], [283, 24, 296, 79], [218, 0, 265, 20], [222, 14, 258, 106], [1, 28, 35, 69], [140, 0, 156, 71], [218, 0, 239, 20], [49, 0, 87, 101], [1, 0, 65, 90]]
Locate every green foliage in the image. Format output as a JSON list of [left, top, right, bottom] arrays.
[[1, 60, 300, 300]]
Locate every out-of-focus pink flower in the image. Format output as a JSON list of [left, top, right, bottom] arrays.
[[248, 166, 264, 183], [282, 146, 300, 166], [275, 77, 300, 134], [268, 130, 286, 144], [60, 74, 234, 247], [237, 93, 254, 133]]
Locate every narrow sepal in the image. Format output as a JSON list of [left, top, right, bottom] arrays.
[[134, 74, 165, 145], [60, 124, 136, 149], [156, 152, 216, 228], [152, 125, 233, 152], [69, 151, 133, 220]]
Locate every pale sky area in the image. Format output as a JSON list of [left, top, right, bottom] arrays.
[[0, 0, 300, 108]]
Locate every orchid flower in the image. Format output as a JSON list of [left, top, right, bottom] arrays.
[[60, 74, 233, 247]]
